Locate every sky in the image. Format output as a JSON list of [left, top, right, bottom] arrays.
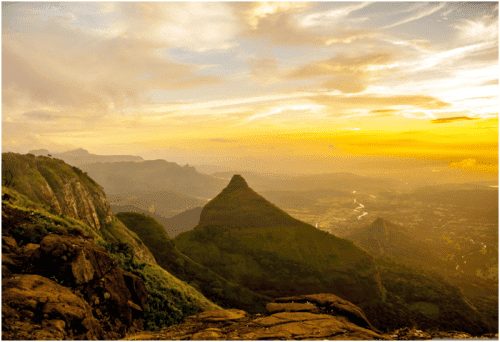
[[2, 2, 499, 175]]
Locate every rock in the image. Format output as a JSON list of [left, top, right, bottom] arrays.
[[265, 302, 320, 314], [123, 297, 390, 341], [4, 233, 148, 339], [122, 271, 148, 310], [2, 236, 19, 253], [191, 309, 248, 322], [274, 293, 376, 331], [21, 243, 40, 260], [2, 274, 103, 340], [191, 330, 222, 340]]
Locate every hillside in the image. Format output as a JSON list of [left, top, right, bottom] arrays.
[[108, 189, 205, 218], [1, 153, 220, 337], [28, 148, 144, 167], [2, 152, 154, 263], [81, 159, 226, 198], [175, 175, 384, 306], [346, 217, 437, 267], [116, 212, 271, 313], [2, 186, 218, 338]]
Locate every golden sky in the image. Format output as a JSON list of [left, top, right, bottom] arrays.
[[2, 2, 498, 174]]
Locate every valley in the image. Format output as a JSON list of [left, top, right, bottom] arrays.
[[2, 152, 498, 339]]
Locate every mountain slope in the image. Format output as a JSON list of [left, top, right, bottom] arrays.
[[2, 154, 220, 331], [346, 217, 436, 266], [174, 175, 384, 307], [116, 212, 271, 313], [81, 159, 226, 198], [2, 152, 155, 264], [108, 189, 206, 218], [28, 148, 144, 167]]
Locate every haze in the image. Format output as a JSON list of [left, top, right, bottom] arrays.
[[2, 2, 498, 178]]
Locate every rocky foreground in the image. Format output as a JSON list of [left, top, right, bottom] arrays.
[[123, 293, 498, 341]]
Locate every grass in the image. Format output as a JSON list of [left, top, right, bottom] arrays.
[[116, 212, 271, 313]]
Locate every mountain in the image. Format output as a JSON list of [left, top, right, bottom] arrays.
[[210, 171, 401, 193], [112, 205, 202, 238], [174, 175, 384, 307], [2, 153, 220, 337], [81, 159, 227, 198], [107, 190, 206, 218], [27, 148, 50, 156], [365, 258, 492, 335], [116, 211, 271, 313], [28, 148, 144, 167], [2, 152, 154, 262], [346, 217, 436, 267]]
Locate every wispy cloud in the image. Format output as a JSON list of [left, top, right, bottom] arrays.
[[287, 52, 395, 93], [430, 116, 477, 124], [300, 2, 373, 27], [380, 3, 447, 29]]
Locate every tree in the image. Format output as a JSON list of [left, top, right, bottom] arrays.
[[2, 169, 15, 188]]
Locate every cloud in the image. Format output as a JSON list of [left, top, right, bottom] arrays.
[[210, 138, 234, 143], [311, 94, 451, 110], [22, 110, 62, 121], [380, 3, 447, 29], [453, 14, 499, 44], [481, 79, 499, 86], [370, 109, 398, 114], [232, 2, 376, 47], [119, 2, 241, 51], [430, 116, 477, 124], [287, 52, 395, 93], [300, 2, 373, 27], [248, 56, 281, 86], [3, 5, 222, 117]]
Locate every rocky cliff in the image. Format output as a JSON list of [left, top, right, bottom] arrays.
[[3, 153, 113, 231], [2, 183, 219, 339], [2, 153, 155, 264]]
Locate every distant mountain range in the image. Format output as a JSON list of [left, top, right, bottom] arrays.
[[80, 160, 227, 198], [28, 148, 144, 166]]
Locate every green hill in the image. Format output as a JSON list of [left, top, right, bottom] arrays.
[[116, 211, 271, 313], [2, 153, 219, 330], [174, 175, 384, 307]]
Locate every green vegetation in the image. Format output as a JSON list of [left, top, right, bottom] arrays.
[[362, 257, 491, 335], [175, 222, 376, 301], [2, 154, 222, 332], [2, 186, 104, 246], [173, 175, 382, 305], [110, 251, 218, 331], [116, 212, 271, 313], [3, 186, 218, 331]]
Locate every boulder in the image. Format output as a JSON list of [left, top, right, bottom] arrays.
[[2, 233, 148, 339], [124, 296, 389, 340], [2, 274, 103, 340], [37, 234, 147, 335], [274, 293, 376, 331]]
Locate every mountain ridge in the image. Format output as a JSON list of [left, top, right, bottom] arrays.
[[175, 175, 384, 307]]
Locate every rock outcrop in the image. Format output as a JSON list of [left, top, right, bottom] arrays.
[[123, 293, 389, 340], [2, 233, 147, 340], [2, 153, 157, 264], [2, 153, 113, 231]]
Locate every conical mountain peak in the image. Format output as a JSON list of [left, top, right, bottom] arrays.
[[197, 175, 302, 229], [226, 174, 249, 189]]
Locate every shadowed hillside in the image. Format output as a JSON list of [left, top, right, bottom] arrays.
[[116, 211, 271, 313], [175, 175, 384, 306]]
